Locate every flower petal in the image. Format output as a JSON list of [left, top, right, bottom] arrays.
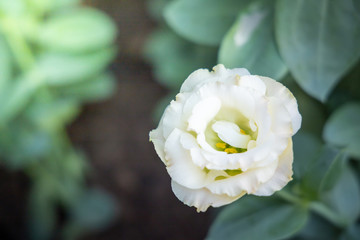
[[187, 97, 221, 133], [180, 64, 250, 93], [268, 96, 293, 136], [254, 139, 293, 196], [212, 120, 251, 148], [149, 127, 166, 164], [161, 97, 187, 138], [237, 75, 266, 95], [165, 129, 211, 189], [206, 156, 279, 196], [260, 76, 302, 134], [171, 180, 243, 212]]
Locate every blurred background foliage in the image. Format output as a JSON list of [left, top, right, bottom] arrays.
[[0, 0, 117, 239], [145, 0, 360, 239]]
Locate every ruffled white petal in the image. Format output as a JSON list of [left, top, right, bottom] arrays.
[[260, 76, 302, 134], [237, 75, 266, 95], [206, 156, 279, 196], [180, 68, 214, 93], [161, 99, 186, 138], [171, 180, 244, 212], [149, 127, 166, 164], [187, 97, 221, 133], [165, 129, 211, 189], [254, 139, 293, 196], [268, 97, 293, 136], [200, 134, 288, 171], [180, 64, 250, 94]]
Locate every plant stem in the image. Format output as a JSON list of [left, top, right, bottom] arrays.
[[276, 189, 305, 206]]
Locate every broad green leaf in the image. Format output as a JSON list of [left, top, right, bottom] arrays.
[[294, 213, 341, 240], [0, 72, 42, 125], [300, 146, 338, 198], [57, 73, 116, 103], [207, 196, 308, 240], [323, 102, 360, 159], [144, 28, 217, 90], [319, 151, 347, 192], [164, 0, 252, 46], [276, 0, 360, 101], [26, 99, 80, 131], [0, 35, 12, 89], [219, 0, 287, 80], [318, 164, 360, 227], [38, 47, 115, 85], [38, 8, 117, 53], [293, 132, 323, 180]]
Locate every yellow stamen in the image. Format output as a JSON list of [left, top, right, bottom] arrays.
[[216, 142, 227, 149], [240, 129, 246, 135], [225, 148, 238, 154]]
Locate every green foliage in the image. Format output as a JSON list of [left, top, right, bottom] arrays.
[[0, 0, 117, 239], [164, 0, 252, 46], [144, 27, 217, 90], [37, 8, 117, 53], [323, 103, 360, 159], [207, 196, 309, 240], [219, 0, 287, 80], [145, 0, 360, 239], [276, 0, 360, 102]]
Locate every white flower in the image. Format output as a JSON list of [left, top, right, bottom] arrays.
[[150, 64, 301, 212]]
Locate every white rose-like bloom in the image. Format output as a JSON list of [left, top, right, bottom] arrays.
[[150, 64, 301, 212]]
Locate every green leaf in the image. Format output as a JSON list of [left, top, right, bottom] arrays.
[[0, 34, 12, 89], [295, 213, 341, 240], [300, 146, 339, 197], [293, 132, 323, 180], [38, 47, 116, 85], [26, 99, 80, 131], [207, 196, 308, 240], [38, 8, 117, 53], [219, 0, 287, 80], [323, 102, 360, 159], [276, 0, 360, 101], [164, 0, 252, 46], [0, 72, 42, 125], [144, 28, 217, 90], [319, 151, 347, 193], [56, 73, 116, 103], [318, 164, 360, 227]]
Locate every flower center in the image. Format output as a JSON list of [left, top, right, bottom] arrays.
[[203, 107, 257, 153]]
